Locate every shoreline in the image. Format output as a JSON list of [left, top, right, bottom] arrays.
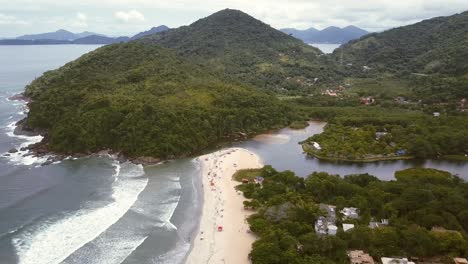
[[186, 148, 263, 264]]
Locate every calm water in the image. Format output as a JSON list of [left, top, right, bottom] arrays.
[[0, 45, 466, 264], [309, 43, 341, 54], [236, 122, 468, 181], [0, 45, 202, 264]]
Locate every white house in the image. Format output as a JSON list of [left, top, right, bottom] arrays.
[[381, 257, 415, 264], [341, 207, 359, 219], [343, 223, 355, 232]]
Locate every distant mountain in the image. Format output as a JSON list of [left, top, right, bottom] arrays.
[[0, 39, 71, 45], [72, 35, 129, 44], [17, 29, 101, 41], [281, 25, 368, 44], [130, 25, 169, 40], [1, 26, 170, 45]]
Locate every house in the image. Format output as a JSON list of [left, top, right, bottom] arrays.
[[375, 132, 388, 140], [453, 258, 468, 264], [254, 176, 264, 185], [396, 150, 406, 156], [315, 217, 338, 235], [361, 96, 375, 105], [315, 204, 337, 235], [327, 224, 338, 235], [433, 112, 440, 117], [460, 98, 466, 112], [395, 97, 408, 104], [343, 223, 355, 232], [369, 219, 389, 229], [348, 250, 375, 264], [341, 207, 359, 219], [381, 257, 415, 264], [312, 142, 322, 150]]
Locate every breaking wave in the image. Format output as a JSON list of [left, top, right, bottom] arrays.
[[12, 161, 148, 264]]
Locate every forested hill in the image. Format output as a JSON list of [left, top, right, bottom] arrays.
[[24, 43, 294, 158], [139, 9, 339, 91], [334, 11, 468, 76]]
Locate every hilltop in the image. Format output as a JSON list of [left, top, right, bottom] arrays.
[[140, 9, 339, 91]]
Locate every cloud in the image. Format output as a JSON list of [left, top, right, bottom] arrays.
[[1, 0, 468, 36], [114, 10, 145, 23], [71, 12, 88, 28], [0, 13, 28, 25]]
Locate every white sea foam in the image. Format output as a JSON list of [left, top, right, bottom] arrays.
[[65, 165, 183, 264], [12, 161, 148, 264], [2, 121, 48, 166]]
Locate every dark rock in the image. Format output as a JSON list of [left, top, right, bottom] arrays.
[[131, 156, 161, 166], [4, 153, 10, 157], [8, 93, 31, 102], [8, 148, 18, 153], [14, 118, 42, 137]]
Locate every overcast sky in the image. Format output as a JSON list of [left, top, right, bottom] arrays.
[[1, 0, 467, 37]]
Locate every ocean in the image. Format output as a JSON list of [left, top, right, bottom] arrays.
[[0, 45, 202, 264]]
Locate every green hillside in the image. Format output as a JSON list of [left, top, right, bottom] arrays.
[[332, 11, 468, 105], [335, 11, 468, 75], [25, 43, 293, 158], [140, 9, 339, 92]]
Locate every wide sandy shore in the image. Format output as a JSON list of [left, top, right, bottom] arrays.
[[186, 148, 263, 264]]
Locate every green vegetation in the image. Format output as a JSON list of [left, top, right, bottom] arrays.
[[25, 43, 295, 157], [233, 168, 262, 182], [140, 9, 340, 93], [297, 105, 468, 160], [240, 166, 468, 263], [333, 11, 468, 109]]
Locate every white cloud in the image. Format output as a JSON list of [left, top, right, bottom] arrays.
[[0, 13, 28, 25], [1, 0, 468, 36], [114, 10, 145, 23], [71, 12, 88, 28]]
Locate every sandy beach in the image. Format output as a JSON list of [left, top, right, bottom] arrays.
[[186, 148, 263, 264]]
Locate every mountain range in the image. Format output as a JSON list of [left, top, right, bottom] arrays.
[[16, 29, 102, 41], [281, 25, 369, 44], [0, 26, 170, 45]]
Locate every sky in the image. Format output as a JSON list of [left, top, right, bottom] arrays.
[[1, 0, 468, 37]]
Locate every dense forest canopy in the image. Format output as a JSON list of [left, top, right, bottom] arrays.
[[25, 43, 294, 157], [139, 9, 340, 92], [238, 167, 468, 263], [335, 11, 468, 76]]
